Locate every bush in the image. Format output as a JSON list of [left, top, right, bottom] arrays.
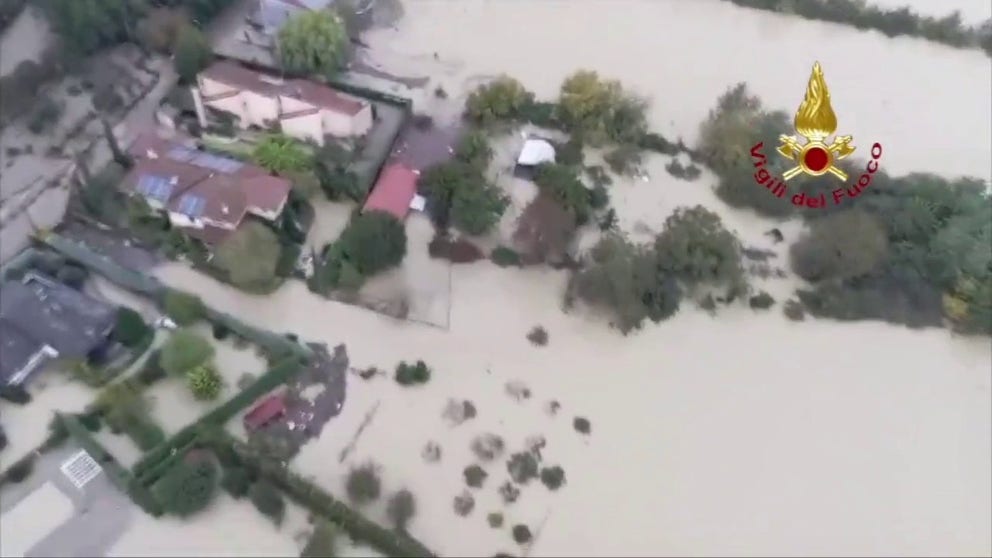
[[212, 322, 230, 340], [418, 161, 507, 234], [533, 163, 590, 222], [161, 328, 215, 376], [112, 307, 150, 348], [163, 290, 206, 325], [526, 326, 548, 346], [453, 490, 475, 516], [512, 524, 532, 544], [506, 452, 539, 484], [749, 291, 775, 310], [394, 360, 431, 386], [588, 184, 609, 210], [487, 512, 504, 528], [654, 206, 745, 295], [386, 489, 416, 531], [173, 24, 213, 83], [126, 419, 167, 451], [463, 465, 488, 488], [137, 350, 167, 386], [346, 462, 381, 505], [302, 520, 339, 558], [573, 416, 591, 434], [790, 209, 889, 282], [603, 144, 642, 175], [214, 221, 283, 291], [249, 480, 286, 524], [79, 412, 102, 432], [498, 481, 520, 504], [186, 364, 223, 401], [7, 457, 35, 483], [154, 455, 218, 517], [784, 299, 806, 321], [539, 466, 566, 490], [490, 246, 522, 267]]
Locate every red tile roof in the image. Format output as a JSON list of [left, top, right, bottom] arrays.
[[200, 60, 366, 116], [241, 174, 292, 216], [169, 174, 249, 228], [363, 163, 418, 221], [244, 393, 286, 431]]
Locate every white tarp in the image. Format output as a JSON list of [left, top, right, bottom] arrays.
[[409, 194, 426, 212], [516, 139, 556, 166]]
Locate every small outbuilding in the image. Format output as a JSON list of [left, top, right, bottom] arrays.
[[516, 138, 556, 167]]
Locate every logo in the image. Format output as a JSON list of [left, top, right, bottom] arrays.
[[749, 62, 883, 209]]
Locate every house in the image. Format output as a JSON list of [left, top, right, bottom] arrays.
[[193, 60, 373, 146], [124, 133, 292, 244], [243, 392, 287, 432], [0, 273, 117, 388], [363, 163, 419, 221]]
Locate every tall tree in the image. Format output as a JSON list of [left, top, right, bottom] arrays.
[[173, 24, 213, 84], [277, 10, 349, 79]]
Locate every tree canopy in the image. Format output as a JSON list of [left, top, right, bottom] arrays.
[[533, 163, 591, 222], [155, 454, 218, 517], [173, 24, 213, 83], [790, 209, 889, 282], [654, 205, 746, 294], [213, 221, 283, 290], [337, 212, 407, 276], [277, 10, 349, 78], [252, 134, 313, 175], [418, 161, 507, 235], [464, 76, 534, 125], [557, 70, 647, 145], [160, 328, 215, 376]]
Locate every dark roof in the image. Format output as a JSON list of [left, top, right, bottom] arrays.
[[0, 274, 116, 383], [244, 393, 286, 430], [0, 321, 48, 386], [363, 163, 418, 220]]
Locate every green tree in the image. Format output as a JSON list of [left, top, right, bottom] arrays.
[[41, 0, 144, 54], [163, 290, 206, 325], [213, 221, 282, 290], [160, 328, 215, 376], [454, 129, 494, 170], [111, 306, 150, 347], [556, 70, 646, 144], [464, 76, 534, 125], [277, 10, 349, 78], [654, 206, 746, 294], [571, 233, 681, 333], [252, 134, 312, 174], [533, 163, 590, 222], [790, 209, 890, 282], [249, 480, 286, 524], [345, 462, 381, 505], [450, 179, 508, 236], [155, 455, 218, 517], [173, 24, 213, 83], [337, 212, 407, 276], [186, 363, 222, 400]]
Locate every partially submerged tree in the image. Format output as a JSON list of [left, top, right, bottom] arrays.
[[186, 363, 222, 400], [160, 328, 215, 376], [345, 462, 382, 505], [654, 205, 746, 295], [163, 290, 206, 325], [277, 10, 349, 78], [336, 211, 407, 276], [533, 163, 590, 222], [155, 454, 218, 517], [790, 209, 889, 282], [386, 489, 416, 531], [464, 76, 534, 125], [513, 194, 577, 264]]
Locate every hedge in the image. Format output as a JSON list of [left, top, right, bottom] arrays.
[[212, 432, 435, 558], [132, 356, 303, 480]]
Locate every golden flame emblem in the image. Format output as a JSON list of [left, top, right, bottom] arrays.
[[777, 62, 855, 182]]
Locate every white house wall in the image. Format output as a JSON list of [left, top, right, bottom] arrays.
[[281, 113, 324, 145], [243, 90, 279, 127]]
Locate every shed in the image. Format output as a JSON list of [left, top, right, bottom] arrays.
[[243, 393, 286, 432], [363, 163, 419, 221]]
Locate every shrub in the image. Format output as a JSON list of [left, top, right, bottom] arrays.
[[588, 184, 609, 210], [186, 364, 223, 400], [573, 417, 591, 434], [512, 524, 532, 544], [533, 163, 590, 222], [214, 221, 283, 291], [463, 465, 488, 488], [471, 434, 506, 462], [790, 209, 889, 282], [155, 456, 218, 517], [161, 328, 215, 376], [163, 290, 206, 325], [498, 481, 520, 504], [7, 457, 35, 483], [386, 488, 416, 531], [79, 412, 102, 432], [212, 322, 230, 340], [526, 326, 548, 346], [453, 490, 475, 516], [429, 236, 484, 263], [603, 144, 642, 175], [346, 462, 381, 505], [654, 206, 745, 295], [490, 246, 522, 267], [395, 360, 431, 386], [249, 480, 286, 524], [749, 291, 775, 310], [112, 307, 150, 348], [126, 419, 167, 451], [506, 452, 539, 484], [137, 350, 167, 386], [783, 299, 806, 321], [539, 466, 566, 490], [487, 512, 504, 528]]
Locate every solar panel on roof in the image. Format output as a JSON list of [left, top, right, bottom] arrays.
[[177, 194, 206, 218], [137, 174, 173, 202], [190, 152, 243, 174], [167, 146, 197, 162]]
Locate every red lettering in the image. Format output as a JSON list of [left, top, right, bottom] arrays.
[[832, 188, 845, 205], [871, 143, 882, 159], [858, 174, 870, 187], [750, 142, 766, 166], [867, 159, 878, 173]]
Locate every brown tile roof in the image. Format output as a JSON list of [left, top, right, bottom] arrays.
[[242, 174, 292, 215], [200, 60, 366, 116], [363, 163, 418, 221]]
